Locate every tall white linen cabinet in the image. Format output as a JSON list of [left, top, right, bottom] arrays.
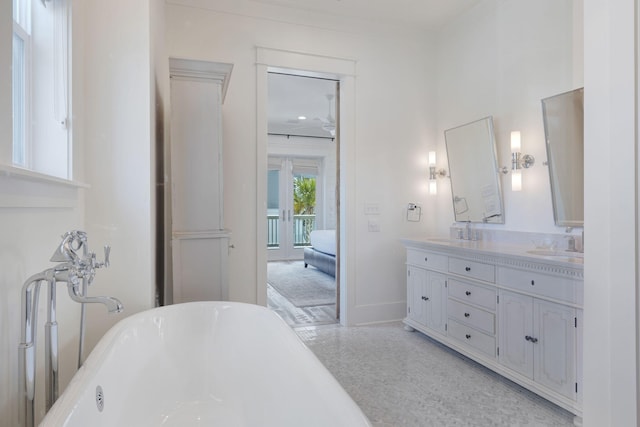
[[168, 58, 233, 303]]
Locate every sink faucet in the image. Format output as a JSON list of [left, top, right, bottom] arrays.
[[564, 227, 583, 253]]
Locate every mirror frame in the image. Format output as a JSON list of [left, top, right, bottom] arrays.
[[444, 116, 505, 224], [541, 88, 584, 228]]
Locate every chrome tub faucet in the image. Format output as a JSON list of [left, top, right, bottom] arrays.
[[19, 231, 123, 427]]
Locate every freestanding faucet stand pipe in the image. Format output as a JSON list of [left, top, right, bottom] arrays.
[[19, 271, 47, 427], [45, 276, 60, 410]]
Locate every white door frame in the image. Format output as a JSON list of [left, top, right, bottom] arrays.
[[256, 47, 356, 326]]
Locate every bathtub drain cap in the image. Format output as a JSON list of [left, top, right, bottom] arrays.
[[96, 385, 104, 412]]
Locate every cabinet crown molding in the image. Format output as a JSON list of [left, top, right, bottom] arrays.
[[169, 58, 233, 102]]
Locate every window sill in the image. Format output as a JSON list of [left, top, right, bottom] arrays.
[[0, 164, 89, 188], [0, 163, 88, 208]]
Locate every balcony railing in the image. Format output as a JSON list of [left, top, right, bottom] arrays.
[[267, 214, 316, 248]]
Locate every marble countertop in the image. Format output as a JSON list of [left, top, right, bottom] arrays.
[[401, 236, 584, 269]]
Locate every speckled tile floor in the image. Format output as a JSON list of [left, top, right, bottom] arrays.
[[295, 322, 576, 427]]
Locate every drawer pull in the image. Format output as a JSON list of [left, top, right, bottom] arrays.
[[421, 296, 429, 301], [464, 312, 470, 318], [465, 334, 471, 339], [531, 280, 535, 286], [424, 257, 428, 262], [465, 291, 471, 296], [525, 335, 539, 343], [465, 266, 471, 272]]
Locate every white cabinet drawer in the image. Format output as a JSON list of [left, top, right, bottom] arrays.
[[448, 279, 496, 311], [497, 267, 582, 305], [406, 249, 448, 272], [448, 319, 496, 358], [449, 257, 495, 283], [447, 299, 495, 335]]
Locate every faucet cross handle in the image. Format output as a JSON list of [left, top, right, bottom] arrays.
[[103, 245, 111, 268], [94, 245, 111, 269]]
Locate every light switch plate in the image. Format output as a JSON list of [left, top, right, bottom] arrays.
[[364, 203, 380, 215]]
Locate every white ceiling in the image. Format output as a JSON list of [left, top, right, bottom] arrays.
[[268, 73, 338, 139], [264, 0, 482, 139], [252, 0, 481, 30]]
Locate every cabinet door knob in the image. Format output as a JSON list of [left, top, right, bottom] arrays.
[[465, 266, 471, 272], [424, 257, 428, 262], [531, 280, 535, 286], [464, 312, 470, 317], [465, 291, 471, 296], [465, 334, 471, 339]]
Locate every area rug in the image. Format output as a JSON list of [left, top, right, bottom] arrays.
[[267, 260, 336, 307]]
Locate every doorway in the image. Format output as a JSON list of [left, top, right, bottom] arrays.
[[267, 157, 321, 261], [265, 72, 339, 327]]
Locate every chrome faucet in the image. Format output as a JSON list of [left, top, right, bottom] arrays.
[[19, 231, 123, 427], [66, 286, 123, 313]]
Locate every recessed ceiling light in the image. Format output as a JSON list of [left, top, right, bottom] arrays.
[[298, 116, 307, 120]]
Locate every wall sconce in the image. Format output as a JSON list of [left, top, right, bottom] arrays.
[[503, 131, 535, 191], [428, 151, 447, 195]]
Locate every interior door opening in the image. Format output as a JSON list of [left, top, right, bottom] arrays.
[[265, 72, 339, 327]]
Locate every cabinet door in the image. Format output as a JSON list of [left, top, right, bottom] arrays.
[[498, 291, 534, 379], [426, 272, 447, 334], [407, 266, 428, 325], [170, 77, 223, 232], [533, 299, 576, 399]]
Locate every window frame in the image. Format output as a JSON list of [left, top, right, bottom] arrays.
[[10, 0, 72, 180], [12, 18, 32, 168]]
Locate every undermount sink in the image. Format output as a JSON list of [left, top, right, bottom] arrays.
[[527, 249, 584, 258]]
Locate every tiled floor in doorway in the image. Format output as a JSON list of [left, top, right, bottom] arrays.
[[267, 283, 337, 327]]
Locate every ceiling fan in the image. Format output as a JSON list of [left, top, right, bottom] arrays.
[[276, 93, 336, 138], [314, 94, 336, 137]]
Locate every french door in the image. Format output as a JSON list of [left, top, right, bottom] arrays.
[[267, 157, 320, 261]]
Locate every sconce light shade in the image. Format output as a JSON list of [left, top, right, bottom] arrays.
[[510, 131, 521, 152], [428, 151, 436, 166], [512, 170, 522, 191], [429, 180, 437, 195]]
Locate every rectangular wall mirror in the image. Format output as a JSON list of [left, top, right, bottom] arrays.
[[541, 88, 584, 227], [444, 116, 505, 223]]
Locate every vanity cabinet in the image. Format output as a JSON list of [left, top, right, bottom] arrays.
[[498, 290, 577, 400], [402, 239, 583, 419], [406, 263, 447, 335], [447, 278, 497, 358]]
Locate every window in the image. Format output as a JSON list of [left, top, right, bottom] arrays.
[[11, 0, 71, 179], [12, 0, 30, 166]]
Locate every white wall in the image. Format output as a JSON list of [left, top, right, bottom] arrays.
[[433, 0, 583, 234], [0, 1, 160, 425], [165, 1, 437, 323], [583, 0, 638, 425], [80, 0, 156, 352], [0, 185, 85, 426], [0, 2, 84, 426]]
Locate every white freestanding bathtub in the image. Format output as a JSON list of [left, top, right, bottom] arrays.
[[40, 302, 371, 426]]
